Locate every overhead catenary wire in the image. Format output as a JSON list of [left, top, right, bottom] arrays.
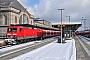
[[48, 0, 58, 9]]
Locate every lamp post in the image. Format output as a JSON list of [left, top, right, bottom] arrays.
[[82, 17, 86, 30], [58, 9, 65, 43], [66, 16, 70, 22]]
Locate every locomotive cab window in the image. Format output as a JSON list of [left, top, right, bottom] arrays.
[[7, 28, 11, 32], [7, 28, 17, 32], [13, 28, 17, 32], [20, 28, 22, 32]]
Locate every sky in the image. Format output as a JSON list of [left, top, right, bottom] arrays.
[[17, 0, 90, 31]]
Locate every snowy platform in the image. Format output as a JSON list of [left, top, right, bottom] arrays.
[[11, 39, 76, 60]]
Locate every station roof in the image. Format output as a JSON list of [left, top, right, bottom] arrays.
[[52, 22, 82, 25], [52, 22, 82, 31], [0, 0, 25, 10]]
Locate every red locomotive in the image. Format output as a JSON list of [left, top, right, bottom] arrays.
[[5, 24, 61, 45]]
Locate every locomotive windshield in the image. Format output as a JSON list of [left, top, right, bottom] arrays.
[[7, 28, 17, 32]]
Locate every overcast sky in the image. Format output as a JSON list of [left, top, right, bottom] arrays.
[[17, 0, 90, 30]]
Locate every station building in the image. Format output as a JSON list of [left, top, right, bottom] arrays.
[[0, 0, 34, 37], [34, 19, 52, 28]]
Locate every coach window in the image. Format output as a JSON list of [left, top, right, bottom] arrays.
[[20, 28, 22, 32], [51, 32, 53, 35]]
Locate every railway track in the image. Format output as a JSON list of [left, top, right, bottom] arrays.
[[0, 45, 12, 49], [0, 36, 57, 49], [0, 40, 34, 49], [0, 37, 58, 60], [0, 38, 46, 49], [0, 41, 31, 49], [73, 35, 90, 60]]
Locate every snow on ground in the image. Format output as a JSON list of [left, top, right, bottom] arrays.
[[11, 39, 76, 60]]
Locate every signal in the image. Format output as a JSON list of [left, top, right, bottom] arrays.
[[58, 24, 60, 28]]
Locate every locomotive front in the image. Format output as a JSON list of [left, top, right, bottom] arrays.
[[5, 26, 18, 44]]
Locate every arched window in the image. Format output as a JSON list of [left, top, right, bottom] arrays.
[[0, 14, 7, 25], [19, 14, 29, 24], [4, 15, 7, 25], [0, 15, 2, 25], [15, 16, 17, 23], [31, 21, 32, 25]]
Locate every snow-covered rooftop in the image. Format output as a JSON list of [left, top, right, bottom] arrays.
[[52, 22, 82, 25]]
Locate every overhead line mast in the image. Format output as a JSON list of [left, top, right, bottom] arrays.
[[58, 9, 65, 44]]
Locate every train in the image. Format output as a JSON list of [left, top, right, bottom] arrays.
[[5, 24, 63, 45], [75, 30, 90, 37]]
